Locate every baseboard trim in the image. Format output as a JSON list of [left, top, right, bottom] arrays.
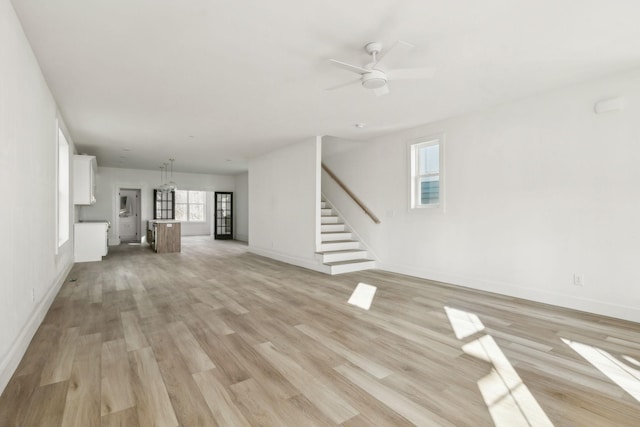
[[249, 246, 327, 274], [377, 262, 640, 324], [0, 262, 73, 395]]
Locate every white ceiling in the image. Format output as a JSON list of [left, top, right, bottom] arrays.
[[11, 0, 640, 174]]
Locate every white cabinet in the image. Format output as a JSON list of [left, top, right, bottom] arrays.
[[74, 222, 109, 262], [73, 155, 97, 205]]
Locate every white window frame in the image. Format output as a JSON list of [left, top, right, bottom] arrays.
[[56, 122, 70, 250], [409, 134, 444, 211], [175, 190, 206, 223]]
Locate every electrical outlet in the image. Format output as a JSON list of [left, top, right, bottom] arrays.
[[573, 274, 584, 287], [31, 288, 35, 302]]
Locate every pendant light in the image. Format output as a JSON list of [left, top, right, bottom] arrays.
[[159, 164, 169, 192], [166, 158, 178, 191]]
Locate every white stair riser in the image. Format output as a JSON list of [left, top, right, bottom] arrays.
[[329, 260, 376, 275], [322, 232, 353, 242], [319, 198, 374, 274], [321, 224, 346, 232], [321, 216, 340, 224], [320, 241, 360, 251], [322, 250, 368, 263]]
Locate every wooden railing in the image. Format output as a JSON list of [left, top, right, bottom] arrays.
[[322, 163, 381, 224]]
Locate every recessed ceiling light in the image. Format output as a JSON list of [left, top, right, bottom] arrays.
[[226, 159, 232, 162], [189, 135, 195, 138], [119, 155, 126, 159], [355, 123, 365, 129], [122, 148, 131, 151]]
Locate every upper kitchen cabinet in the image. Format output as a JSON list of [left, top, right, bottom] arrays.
[[74, 154, 97, 205]]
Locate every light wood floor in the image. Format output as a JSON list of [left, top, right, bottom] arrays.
[[1, 237, 640, 426]]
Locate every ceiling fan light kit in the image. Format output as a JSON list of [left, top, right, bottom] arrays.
[[328, 41, 435, 96], [362, 70, 387, 89]]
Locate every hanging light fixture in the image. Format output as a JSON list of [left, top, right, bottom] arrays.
[[166, 158, 178, 191], [159, 163, 169, 192]]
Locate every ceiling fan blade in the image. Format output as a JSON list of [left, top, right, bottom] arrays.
[[386, 67, 436, 81], [373, 85, 389, 97], [376, 40, 414, 68], [329, 59, 370, 75], [325, 78, 361, 91]]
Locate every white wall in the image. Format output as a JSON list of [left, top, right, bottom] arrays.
[[234, 172, 249, 242], [323, 71, 640, 323], [79, 167, 236, 243], [0, 0, 75, 393], [249, 137, 322, 271]]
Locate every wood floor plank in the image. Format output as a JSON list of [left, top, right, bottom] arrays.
[[101, 407, 140, 427], [129, 346, 179, 427], [189, 287, 223, 309], [146, 329, 219, 427], [39, 326, 81, 386], [101, 339, 135, 416], [133, 292, 159, 318], [228, 378, 322, 426], [256, 341, 359, 424], [21, 381, 68, 427], [193, 369, 251, 427], [295, 323, 393, 379], [121, 311, 149, 352], [213, 290, 249, 315], [0, 373, 39, 426], [335, 363, 456, 426], [192, 302, 235, 335], [167, 321, 216, 373], [11, 324, 60, 378], [60, 333, 102, 427]]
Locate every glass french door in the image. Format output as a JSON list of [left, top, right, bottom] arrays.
[[214, 192, 233, 240]]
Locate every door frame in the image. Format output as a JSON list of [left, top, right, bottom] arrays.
[[117, 187, 142, 243], [214, 191, 233, 240]]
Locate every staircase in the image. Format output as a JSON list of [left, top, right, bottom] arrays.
[[317, 199, 376, 275]]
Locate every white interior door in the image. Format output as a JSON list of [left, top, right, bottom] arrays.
[[118, 189, 140, 243]]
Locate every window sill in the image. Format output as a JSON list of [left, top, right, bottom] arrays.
[[409, 203, 444, 214]]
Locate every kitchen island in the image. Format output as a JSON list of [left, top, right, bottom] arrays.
[[147, 220, 181, 253]]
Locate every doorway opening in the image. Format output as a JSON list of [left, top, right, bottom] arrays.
[[119, 188, 141, 243]]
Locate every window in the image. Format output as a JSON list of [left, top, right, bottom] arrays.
[[57, 126, 70, 247], [176, 190, 206, 222], [410, 136, 442, 208]]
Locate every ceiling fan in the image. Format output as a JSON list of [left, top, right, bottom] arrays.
[[327, 41, 435, 96]]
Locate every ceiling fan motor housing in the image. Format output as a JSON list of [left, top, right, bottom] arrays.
[[362, 69, 387, 89], [364, 42, 383, 55]]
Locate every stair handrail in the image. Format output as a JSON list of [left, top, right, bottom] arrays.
[[322, 163, 381, 224]]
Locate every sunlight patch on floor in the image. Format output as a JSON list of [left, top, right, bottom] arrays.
[[623, 355, 640, 368], [348, 283, 377, 310], [446, 307, 554, 427], [445, 306, 485, 339], [562, 338, 640, 403]]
